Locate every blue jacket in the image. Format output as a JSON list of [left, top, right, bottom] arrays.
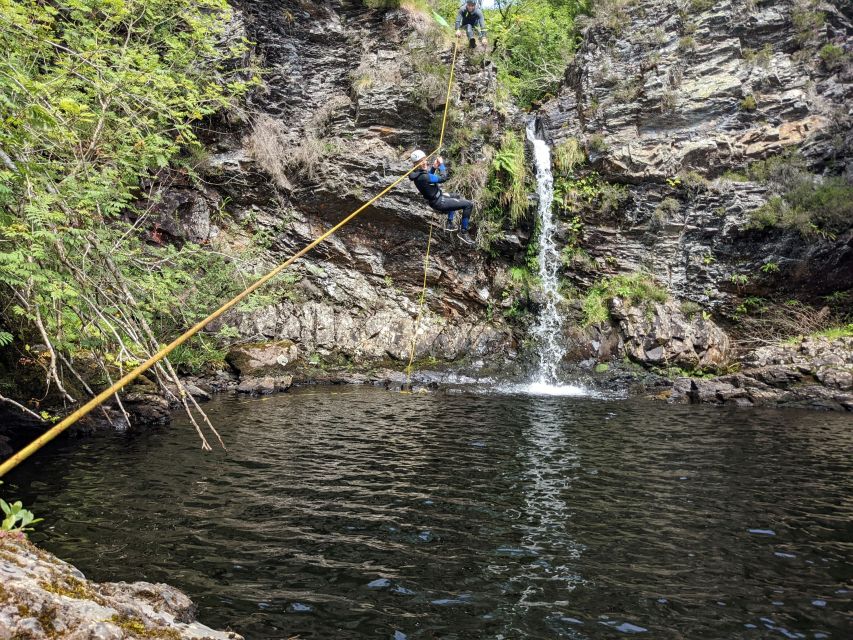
[[409, 164, 447, 203]]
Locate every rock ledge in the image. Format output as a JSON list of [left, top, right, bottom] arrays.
[[0, 532, 240, 640]]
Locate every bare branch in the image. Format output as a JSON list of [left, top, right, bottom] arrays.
[[0, 393, 45, 422]]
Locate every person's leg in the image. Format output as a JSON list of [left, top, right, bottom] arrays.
[[465, 24, 476, 48], [444, 209, 456, 231], [431, 196, 457, 231], [458, 200, 473, 231], [435, 195, 475, 244]]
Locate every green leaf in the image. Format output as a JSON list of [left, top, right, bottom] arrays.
[[431, 10, 450, 29]]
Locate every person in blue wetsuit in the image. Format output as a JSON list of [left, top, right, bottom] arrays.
[[408, 149, 475, 245], [455, 1, 487, 50]]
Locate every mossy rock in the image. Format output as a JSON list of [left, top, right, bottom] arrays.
[[226, 340, 299, 377]]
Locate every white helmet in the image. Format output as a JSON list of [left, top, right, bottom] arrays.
[[410, 149, 426, 164]]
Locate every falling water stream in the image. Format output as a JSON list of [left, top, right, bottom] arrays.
[[523, 120, 585, 396]]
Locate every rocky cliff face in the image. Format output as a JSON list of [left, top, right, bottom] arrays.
[[159, 0, 517, 380], [139, 0, 851, 403], [540, 0, 852, 314], [526, 0, 852, 405]]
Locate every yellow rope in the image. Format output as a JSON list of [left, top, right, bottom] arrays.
[[403, 39, 459, 389], [0, 40, 461, 477]]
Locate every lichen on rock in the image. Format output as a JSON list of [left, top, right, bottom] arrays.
[[0, 532, 241, 640]]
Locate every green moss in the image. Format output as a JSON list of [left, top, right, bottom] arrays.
[[723, 170, 748, 182], [594, 363, 610, 373], [743, 43, 773, 68], [749, 176, 853, 238], [653, 198, 680, 225], [581, 274, 669, 327], [812, 324, 853, 340], [680, 301, 702, 319], [40, 575, 100, 603], [689, 0, 713, 10], [587, 133, 608, 153], [36, 605, 58, 639], [784, 324, 853, 344], [740, 94, 757, 111], [792, 6, 825, 45], [109, 614, 182, 639]]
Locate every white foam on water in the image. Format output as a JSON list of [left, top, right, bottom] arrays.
[[485, 380, 605, 398], [522, 381, 591, 397]]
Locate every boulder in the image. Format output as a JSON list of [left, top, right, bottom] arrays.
[[610, 298, 732, 370], [121, 392, 172, 425], [0, 532, 241, 640], [669, 336, 853, 411], [236, 375, 293, 395], [226, 341, 299, 377]]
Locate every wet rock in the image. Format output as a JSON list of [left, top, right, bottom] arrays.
[[608, 298, 731, 369], [226, 340, 299, 377], [120, 392, 172, 424], [164, 382, 211, 401], [0, 531, 241, 639], [236, 375, 293, 395], [670, 336, 853, 411]]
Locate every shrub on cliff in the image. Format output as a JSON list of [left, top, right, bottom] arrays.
[[582, 274, 668, 327], [744, 155, 853, 238], [0, 0, 255, 417], [488, 0, 589, 106]]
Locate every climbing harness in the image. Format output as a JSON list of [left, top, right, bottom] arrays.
[[0, 37, 462, 477], [402, 39, 460, 394]]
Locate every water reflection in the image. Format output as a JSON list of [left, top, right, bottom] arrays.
[[498, 397, 585, 636]]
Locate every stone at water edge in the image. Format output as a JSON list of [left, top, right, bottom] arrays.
[[226, 340, 299, 378], [235, 375, 293, 395], [0, 531, 242, 640]]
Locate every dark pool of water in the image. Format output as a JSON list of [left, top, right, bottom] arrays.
[[5, 387, 853, 639]]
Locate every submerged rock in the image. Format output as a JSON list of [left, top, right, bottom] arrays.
[[0, 532, 241, 640]]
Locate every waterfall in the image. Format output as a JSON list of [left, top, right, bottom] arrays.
[[526, 120, 568, 386]]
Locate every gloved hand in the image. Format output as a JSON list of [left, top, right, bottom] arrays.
[[480, 37, 487, 46], [455, 30, 462, 38]]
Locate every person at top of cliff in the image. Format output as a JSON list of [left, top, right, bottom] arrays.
[[409, 149, 475, 246], [455, 1, 487, 50]]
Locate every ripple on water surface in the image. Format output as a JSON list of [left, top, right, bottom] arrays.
[[7, 386, 853, 639]]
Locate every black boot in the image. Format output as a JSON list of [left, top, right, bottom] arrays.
[[469, 37, 476, 49], [458, 229, 475, 245]]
